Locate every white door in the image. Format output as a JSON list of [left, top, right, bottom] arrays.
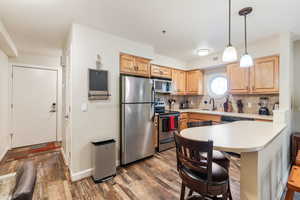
[[12, 66, 57, 148]]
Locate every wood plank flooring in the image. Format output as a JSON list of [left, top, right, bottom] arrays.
[[0, 148, 240, 200]]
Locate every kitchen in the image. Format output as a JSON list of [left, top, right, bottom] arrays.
[[0, 0, 297, 200], [119, 50, 284, 199]]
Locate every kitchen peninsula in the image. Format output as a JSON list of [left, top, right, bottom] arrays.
[[181, 121, 287, 200]]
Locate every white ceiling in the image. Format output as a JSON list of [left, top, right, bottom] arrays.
[[0, 0, 299, 61]]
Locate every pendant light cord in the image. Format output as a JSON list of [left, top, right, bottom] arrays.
[[244, 15, 248, 54], [228, 0, 232, 46]]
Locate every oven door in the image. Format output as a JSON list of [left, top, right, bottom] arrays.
[[158, 115, 178, 152]]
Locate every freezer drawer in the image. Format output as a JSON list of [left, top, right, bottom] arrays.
[[91, 139, 116, 183], [121, 103, 155, 165]]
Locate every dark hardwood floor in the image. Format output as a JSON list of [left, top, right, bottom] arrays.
[[0, 148, 240, 200]]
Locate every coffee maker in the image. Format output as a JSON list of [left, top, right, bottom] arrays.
[[258, 97, 270, 115]]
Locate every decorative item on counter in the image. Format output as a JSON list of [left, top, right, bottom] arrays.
[[168, 99, 176, 110], [223, 96, 229, 112], [237, 99, 243, 113], [258, 97, 270, 115], [228, 101, 233, 112]]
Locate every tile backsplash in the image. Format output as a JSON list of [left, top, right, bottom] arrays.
[[156, 93, 279, 115]]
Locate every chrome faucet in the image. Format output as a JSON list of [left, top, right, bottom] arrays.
[[209, 97, 217, 111]]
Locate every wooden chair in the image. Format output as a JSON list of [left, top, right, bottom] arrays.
[[187, 120, 232, 200], [174, 132, 231, 200], [285, 165, 300, 200], [296, 150, 300, 166]]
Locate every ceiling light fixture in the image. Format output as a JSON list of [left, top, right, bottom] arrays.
[[239, 7, 253, 68], [222, 0, 237, 63], [196, 49, 210, 56]]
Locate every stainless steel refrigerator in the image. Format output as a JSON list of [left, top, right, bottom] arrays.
[[121, 75, 155, 165]]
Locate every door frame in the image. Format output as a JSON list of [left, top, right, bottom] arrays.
[[10, 64, 60, 148]]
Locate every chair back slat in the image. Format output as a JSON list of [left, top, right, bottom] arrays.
[[174, 132, 213, 182]]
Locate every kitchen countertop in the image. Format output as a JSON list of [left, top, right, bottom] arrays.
[[172, 108, 273, 121], [180, 121, 286, 153]]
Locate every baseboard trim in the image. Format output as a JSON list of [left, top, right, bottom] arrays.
[[70, 160, 120, 182], [60, 149, 68, 166], [0, 146, 9, 163], [278, 165, 291, 200], [71, 168, 93, 182]]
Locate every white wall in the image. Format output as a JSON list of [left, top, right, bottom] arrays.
[[0, 49, 10, 160], [68, 24, 190, 179], [293, 40, 300, 132], [187, 34, 280, 69], [69, 24, 157, 176]]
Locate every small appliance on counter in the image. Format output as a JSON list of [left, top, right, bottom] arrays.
[[237, 99, 244, 113], [258, 97, 270, 115], [154, 100, 180, 152], [180, 100, 189, 109]]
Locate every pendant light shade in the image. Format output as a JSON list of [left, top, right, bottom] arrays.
[[240, 53, 253, 68], [239, 7, 253, 68], [223, 45, 238, 62], [222, 0, 237, 62]]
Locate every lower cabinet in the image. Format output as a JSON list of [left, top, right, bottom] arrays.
[[179, 113, 188, 131], [188, 113, 221, 123]]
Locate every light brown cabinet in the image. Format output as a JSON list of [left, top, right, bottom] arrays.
[[188, 113, 221, 123], [172, 69, 186, 95], [179, 113, 188, 131], [151, 64, 172, 79], [227, 55, 279, 94], [120, 53, 151, 77], [227, 63, 250, 94], [250, 56, 279, 94], [186, 70, 204, 95]]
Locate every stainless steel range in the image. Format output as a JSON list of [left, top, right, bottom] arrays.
[[154, 101, 180, 152]]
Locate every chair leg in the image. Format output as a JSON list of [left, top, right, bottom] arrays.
[[228, 180, 233, 200], [188, 189, 193, 197], [180, 183, 186, 200], [285, 188, 294, 200], [222, 192, 228, 200]]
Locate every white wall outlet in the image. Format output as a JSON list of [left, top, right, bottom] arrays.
[[248, 102, 252, 108], [81, 103, 88, 112]]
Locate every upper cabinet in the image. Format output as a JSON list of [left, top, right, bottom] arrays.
[[120, 53, 151, 77], [227, 63, 250, 94], [172, 69, 186, 95], [250, 56, 279, 94], [227, 55, 279, 94], [186, 70, 204, 95], [150, 64, 172, 79]]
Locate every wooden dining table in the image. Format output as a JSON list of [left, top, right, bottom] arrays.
[[180, 120, 286, 200]]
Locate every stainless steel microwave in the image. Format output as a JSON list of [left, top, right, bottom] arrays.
[[153, 79, 173, 93]]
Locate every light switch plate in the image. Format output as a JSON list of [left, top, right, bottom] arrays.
[[81, 103, 88, 112]]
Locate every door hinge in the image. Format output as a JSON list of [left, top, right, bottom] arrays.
[[11, 72, 13, 78], [11, 104, 13, 109]]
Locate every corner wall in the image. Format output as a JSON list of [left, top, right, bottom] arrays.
[[0, 49, 10, 160], [69, 24, 188, 179]]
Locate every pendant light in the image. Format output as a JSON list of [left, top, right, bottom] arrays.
[[239, 7, 253, 68], [222, 0, 237, 62]]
